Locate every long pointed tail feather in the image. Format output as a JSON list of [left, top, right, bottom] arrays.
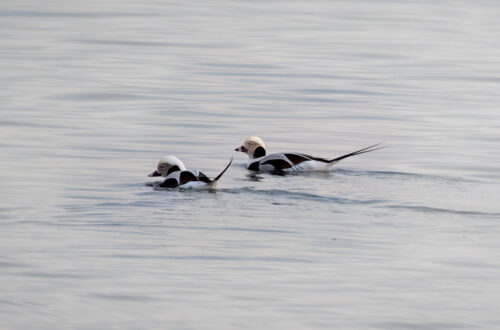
[[328, 143, 384, 163], [213, 157, 233, 182], [206, 157, 233, 189]]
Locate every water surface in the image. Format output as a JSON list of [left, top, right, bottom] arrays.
[[1, 1, 500, 329]]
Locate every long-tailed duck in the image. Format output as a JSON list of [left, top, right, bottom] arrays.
[[148, 155, 232, 189], [235, 136, 382, 172]]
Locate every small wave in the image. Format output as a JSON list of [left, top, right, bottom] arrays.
[[386, 205, 500, 218], [18, 271, 88, 279], [334, 168, 477, 183], [53, 92, 149, 102], [0, 10, 157, 18], [108, 254, 313, 263], [223, 187, 386, 205], [92, 293, 161, 302], [0, 261, 29, 268]]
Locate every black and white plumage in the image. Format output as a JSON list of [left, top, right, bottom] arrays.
[[235, 136, 382, 172], [148, 155, 232, 189]]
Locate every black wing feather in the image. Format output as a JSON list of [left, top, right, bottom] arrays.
[[160, 178, 179, 188], [248, 161, 260, 171], [179, 171, 199, 185], [285, 153, 312, 165], [197, 171, 211, 183]]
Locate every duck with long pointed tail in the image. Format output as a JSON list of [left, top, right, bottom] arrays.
[[235, 136, 382, 172], [148, 155, 232, 189]]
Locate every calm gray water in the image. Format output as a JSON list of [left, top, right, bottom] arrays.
[[1, 0, 500, 329]]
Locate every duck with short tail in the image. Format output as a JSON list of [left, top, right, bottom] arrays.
[[148, 155, 232, 189], [235, 136, 382, 172]]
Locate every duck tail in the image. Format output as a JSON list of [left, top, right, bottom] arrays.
[[207, 157, 233, 188], [327, 143, 384, 163]]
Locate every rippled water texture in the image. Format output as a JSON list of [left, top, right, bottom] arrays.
[[1, 1, 500, 329]]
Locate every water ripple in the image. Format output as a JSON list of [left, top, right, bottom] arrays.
[[225, 187, 387, 205], [385, 205, 500, 218], [107, 254, 313, 263]]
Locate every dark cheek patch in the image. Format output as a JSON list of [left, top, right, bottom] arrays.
[[253, 146, 266, 158], [167, 165, 181, 175]]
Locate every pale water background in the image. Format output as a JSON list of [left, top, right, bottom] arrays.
[[1, 0, 500, 329]]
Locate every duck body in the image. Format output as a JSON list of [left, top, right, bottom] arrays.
[[148, 155, 232, 189], [156, 169, 213, 189], [236, 136, 382, 173], [247, 153, 334, 172]]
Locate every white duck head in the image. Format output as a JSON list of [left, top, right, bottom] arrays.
[[148, 155, 186, 177], [235, 136, 267, 159]]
